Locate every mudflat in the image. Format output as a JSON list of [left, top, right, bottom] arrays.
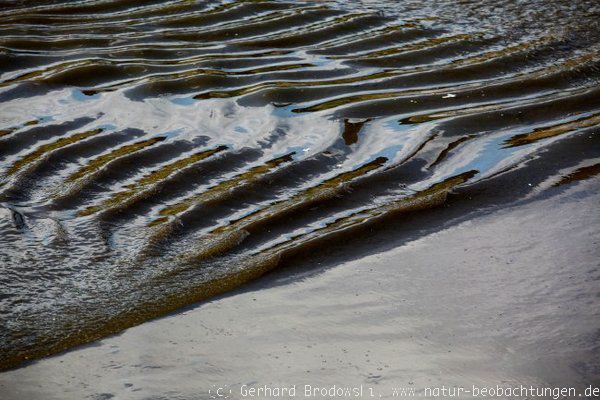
[[0, 0, 599, 396]]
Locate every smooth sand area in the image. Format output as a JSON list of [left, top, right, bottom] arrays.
[[1, 181, 598, 400]]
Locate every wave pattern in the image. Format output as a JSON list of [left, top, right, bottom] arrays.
[[0, 0, 599, 370]]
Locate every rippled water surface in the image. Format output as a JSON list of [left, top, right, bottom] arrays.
[[0, 0, 599, 370]]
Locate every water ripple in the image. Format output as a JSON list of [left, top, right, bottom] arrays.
[[0, 0, 598, 371]]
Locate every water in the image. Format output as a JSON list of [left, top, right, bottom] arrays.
[[0, 0, 598, 371]]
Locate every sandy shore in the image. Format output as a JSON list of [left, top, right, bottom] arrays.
[[1, 180, 598, 399]]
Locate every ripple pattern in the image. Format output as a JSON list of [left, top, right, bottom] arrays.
[[0, 0, 599, 370]]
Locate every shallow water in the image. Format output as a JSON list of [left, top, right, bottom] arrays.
[[0, 181, 598, 399], [0, 0, 599, 370]]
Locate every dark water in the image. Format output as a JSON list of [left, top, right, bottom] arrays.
[[0, 0, 598, 370]]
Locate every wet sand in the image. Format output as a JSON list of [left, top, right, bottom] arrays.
[[1, 0, 599, 395], [1, 180, 598, 399], [2, 0, 600, 370]]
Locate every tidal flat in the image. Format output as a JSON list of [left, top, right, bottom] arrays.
[[0, 0, 599, 398], [1, 180, 598, 399]]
